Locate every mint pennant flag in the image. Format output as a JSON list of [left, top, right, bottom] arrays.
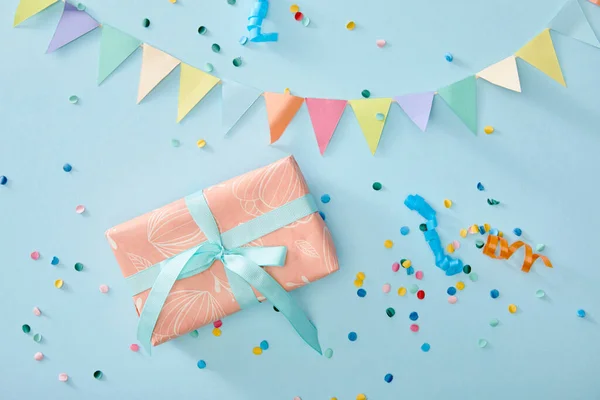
[[98, 25, 141, 84], [222, 80, 262, 134], [47, 2, 99, 53], [549, 0, 599, 48], [437, 76, 477, 134]]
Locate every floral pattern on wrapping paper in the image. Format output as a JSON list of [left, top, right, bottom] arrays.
[[147, 202, 206, 258]]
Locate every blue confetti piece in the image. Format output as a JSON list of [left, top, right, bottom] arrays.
[[197, 360, 207, 369], [477, 182, 485, 191], [400, 226, 410, 236], [319, 211, 326, 221], [51, 256, 60, 266], [409, 312, 419, 321], [577, 309, 586, 318], [348, 332, 358, 341], [384, 373, 393, 383], [421, 343, 431, 352], [479, 225, 486, 235], [63, 163, 72, 172], [513, 228, 522, 236], [357, 289, 366, 298], [259, 340, 269, 350], [490, 228, 499, 235], [320, 194, 330, 204], [406, 266, 414, 275], [447, 287, 457, 295], [490, 289, 500, 299]]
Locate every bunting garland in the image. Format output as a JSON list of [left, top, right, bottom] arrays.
[[13, 0, 600, 154]]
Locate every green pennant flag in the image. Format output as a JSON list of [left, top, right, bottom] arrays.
[[437, 76, 478, 134], [98, 25, 141, 85]]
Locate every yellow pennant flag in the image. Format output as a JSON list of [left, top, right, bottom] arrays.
[[177, 63, 220, 123], [14, 0, 58, 27], [515, 29, 566, 87], [477, 56, 522, 93], [349, 98, 392, 155]]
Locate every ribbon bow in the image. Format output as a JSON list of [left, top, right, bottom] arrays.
[[131, 192, 322, 354]]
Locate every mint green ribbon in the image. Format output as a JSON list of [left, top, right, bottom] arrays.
[[129, 192, 322, 354]]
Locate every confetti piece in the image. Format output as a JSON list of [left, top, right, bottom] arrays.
[[462, 264, 471, 274], [409, 312, 419, 321], [452, 240, 460, 250], [469, 273, 478, 282], [198, 26, 207, 34], [260, 340, 269, 350], [406, 266, 414, 276], [75, 205, 86, 214], [513, 228, 522, 236], [294, 11, 304, 21], [189, 330, 199, 338], [577, 309, 586, 318], [212, 43, 221, 53], [443, 199, 452, 208], [384, 240, 393, 249], [400, 226, 410, 236], [478, 339, 488, 348], [30, 251, 40, 260], [319, 211, 326, 220], [479, 225, 486, 235], [376, 39, 386, 48], [99, 284, 109, 293], [58, 373, 69, 382], [410, 324, 419, 332], [384, 373, 393, 383], [233, 57, 243, 67], [416, 290, 425, 299], [0, 176, 7, 185], [239, 36, 248, 45], [76, 3, 86, 10], [483, 235, 552, 273], [354, 279, 363, 288], [54, 279, 64, 289], [490, 228, 499, 235], [204, 63, 214, 73], [213, 320, 222, 328], [448, 295, 457, 304], [447, 287, 456, 295], [356, 272, 365, 280], [535, 289, 546, 298], [386, 307, 395, 317], [372, 182, 382, 191], [477, 182, 485, 191], [397, 287, 406, 296], [290, 4, 299, 12], [459, 229, 467, 238], [446, 243, 455, 253], [487, 198, 500, 205], [508, 304, 517, 313], [320, 194, 331, 203], [171, 139, 180, 147], [456, 281, 465, 290], [33, 333, 42, 343], [484, 126, 494, 134], [361, 89, 371, 98], [536, 244, 545, 252], [401, 259, 411, 268], [22, 324, 31, 333], [227, 0, 236, 4], [130, 344, 140, 352], [475, 240, 484, 249], [51, 256, 60, 266], [444, 52, 453, 62], [196, 139, 207, 148], [489, 318, 499, 327], [169, 0, 176, 3], [63, 163, 73, 172], [419, 223, 428, 232], [421, 343, 431, 352], [391, 262, 400, 272], [346, 21, 356, 30], [74, 262, 84, 271], [484, 223, 491, 232], [409, 284, 419, 294], [469, 224, 479, 234], [490, 289, 499, 299], [197, 360, 207, 369], [348, 331, 357, 341], [302, 16, 310, 26], [375, 112, 384, 121], [252, 347, 262, 355], [382, 283, 391, 293], [212, 328, 222, 336], [324, 348, 333, 358], [356, 394, 366, 400], [357, 288, 366, 297], [33, 307, 41, 316], [93, 370, 103, 379], [142, 18, 150, 28], [68, 95, 79, 104], [415, 270, 424, 280], [34, 352, 44, 361]]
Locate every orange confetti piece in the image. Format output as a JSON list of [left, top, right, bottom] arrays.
[[482, 235, 552, 273]]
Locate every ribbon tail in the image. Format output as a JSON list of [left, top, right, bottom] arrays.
[[224, 254, 322, 354]]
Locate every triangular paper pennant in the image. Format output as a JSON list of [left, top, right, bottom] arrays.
[[263, 93, 304, 144], [394, 92, 434, 132], [305, 98, 347, 155], [549, 0, 599, 48], [437, 76, 478, 134], [137, 44, 180, 104], [177, 63, 220, 123], [477, 56, 522, 92], [13, 0, 58, 27], [222, 80, 262, 134], [98, 25, 141, 85], [515, 29, 566, 87], [348, 98, 392, 155], [46, 2, 99, 53]]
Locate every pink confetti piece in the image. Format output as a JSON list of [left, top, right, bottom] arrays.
[[30, 251, 40, 260], [376, 39, 386, 48], [410, 324, 419, 332], [33, 307, 41, 316], [130, 344, 140, 352], [213, 320, 222, 328], [448, 295, 457, 304], [382, 283, 391, 293], [34, 352, 44, 361], [452, 240, 460, 250], [75, 205, 86, 214], [58, 373, 69, 382], [415, 270, 424, 280], [391, 262, 400, 272], [99, 284, 109, 293]]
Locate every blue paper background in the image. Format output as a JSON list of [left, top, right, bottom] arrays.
[[1, 0, 600, 398]]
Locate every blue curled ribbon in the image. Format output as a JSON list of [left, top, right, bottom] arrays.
[[129, 192, 322, 354], [247, 0, 278, 42], [404, 194, 463, 276]]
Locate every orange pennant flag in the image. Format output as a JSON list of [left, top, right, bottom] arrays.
[[263, 92, 304, 144]]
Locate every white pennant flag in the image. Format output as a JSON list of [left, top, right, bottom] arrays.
[[222, 80, 262, 134]]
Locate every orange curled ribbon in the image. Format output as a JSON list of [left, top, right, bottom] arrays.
[[482, 235, 553, 273]]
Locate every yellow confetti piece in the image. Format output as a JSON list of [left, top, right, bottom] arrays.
[[284, 88, 291, 94], [498, 231, 504, 237], [197, 139, 207, 148], [460, 229, 468, 238], [384, 240, 393, 249], [346, 21, 356, 30], [356, 272, 365, 280], [54, 279, 64, 289], [354, 279, 363, 288], [356, 394, 367, 400], [397, 287, 406, 296], [456, 281, 465, 290], [484, 223, 491, 232], [212, 328, 222, 337], [484, 126, 494, 134], [252, 347, 262, 355], [290, 4, 299, 13], [469, 224, 479, 234], [508, 304, 517, 313], [446, 243, 455, 253], [401, 260, 411, 268], [444, 199, 452, 208]]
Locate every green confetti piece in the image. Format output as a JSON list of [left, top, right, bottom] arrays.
[[361, 89, 371, 98], [475, 240, 484, 249], [22, 324, 31, 334], [189, 330, 199, 338], [487, 198, 500, 206], [408, 284, 419, 294], [536, 244, 545, 252], [324, 348, 333, 358], [376, 113, 384, 121], [227, 0, 236, 4], [69, 95, 79, 104], [142, 18, 150, 28], [198, 26, 207, 35], [478, 339, 488, 348], [93, 370, 103, 379], [171, 139, 180, 147], [74, 262, 84, 272], [212, 43, 221, 53], [33, 333, 42, 343], [372, 182, 382, 191], [419, 223, 428, 232], [535, 289, 546, 298], [232, 57, 242, 67], [469, 272, 479, 282], [204, 63, 214, 72], [76, 3, 86, 11], [489, 318, 499, 327], [386, 307, 395, 318], [462, 265, 471, 274]]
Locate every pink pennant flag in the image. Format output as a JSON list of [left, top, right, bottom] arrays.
[[305, 98, 347, 155], [394, 92, 435, 132], [46, 2, 99, 53]]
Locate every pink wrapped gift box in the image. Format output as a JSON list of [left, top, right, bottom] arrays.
[[105, 156, 339, 346]]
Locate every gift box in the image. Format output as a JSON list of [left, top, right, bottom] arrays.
[[105, 156, 339, 352]]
